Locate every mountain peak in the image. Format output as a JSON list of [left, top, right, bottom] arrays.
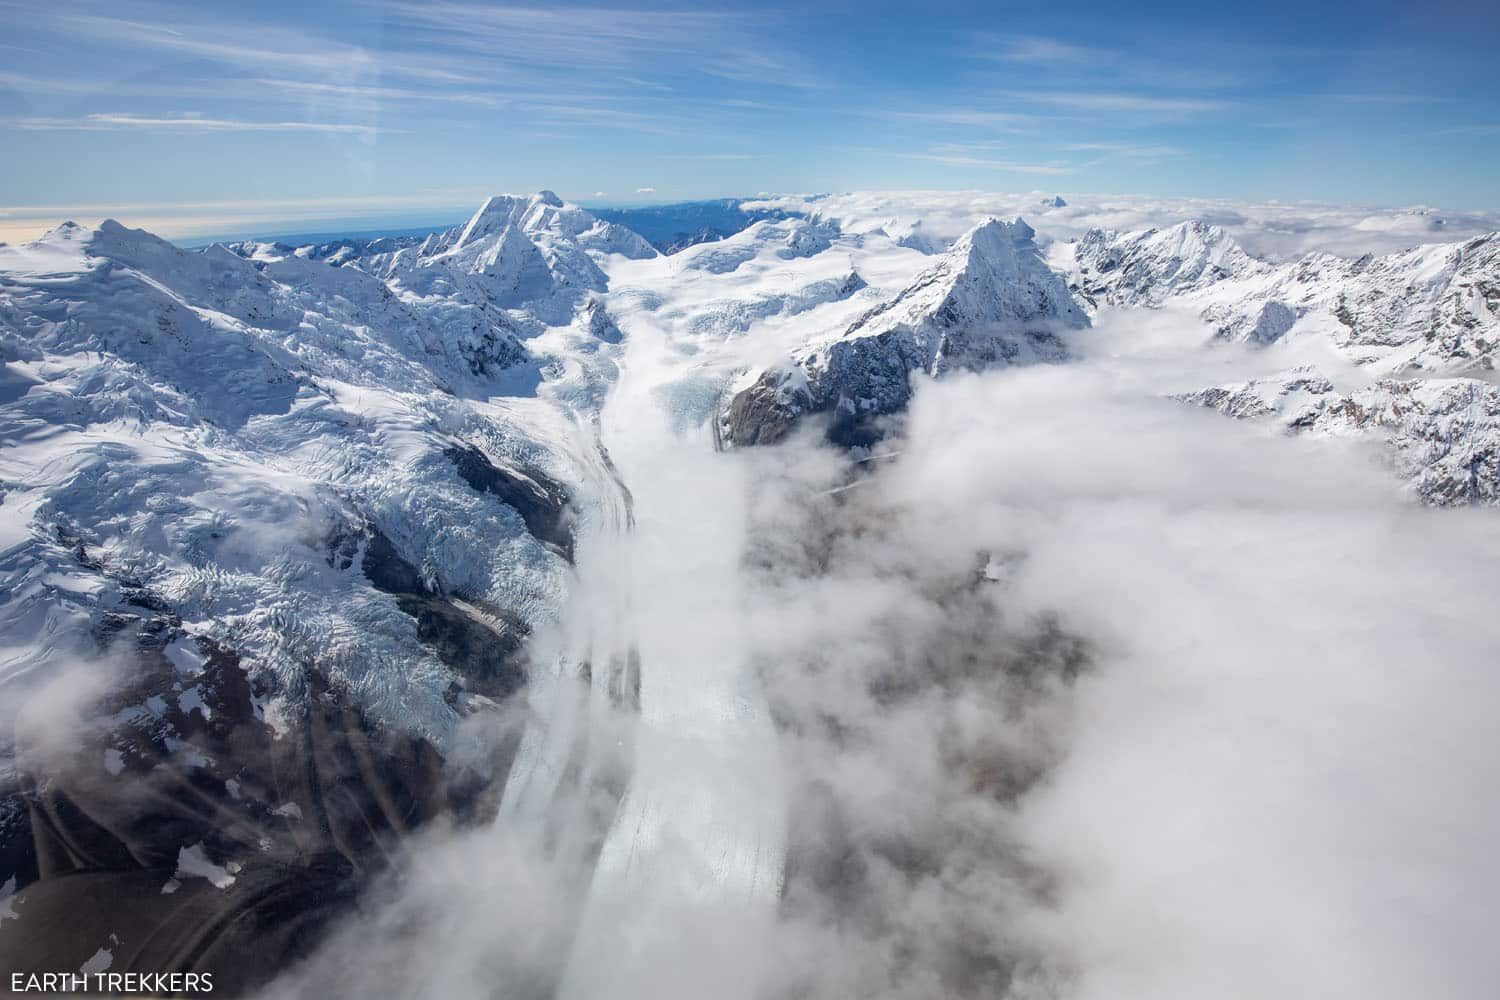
[[900, 215, 1084, 333], [955, 216, 1037, 258], [455, 195, 533, 249], [722, 210, 1088, 447], [31, 219, 92, 246], [1074, 218, 1262, 307]]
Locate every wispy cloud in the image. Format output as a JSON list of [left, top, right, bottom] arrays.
[[1326, 92, 1447, 105], [635, 187, 657, 194], [0, 189, 491, 219], [252, 79, 509, 109], [14, 113, 385, 136], [977, 33, 1104, 64], [930, 141, 1012, 153], [513, 101, 683, 134], [718, 98, 779, 111], [0, 187, 493, 243], [969, 33, 1252, 92], [899, 152, 1075, 175], [49, 10, 487, 86], [60, 13, 378, 77], [882, 109, 1031, 129], [1016, 91, 1228, 114], [381, 3, 764, 76], [1065, 140, 1186, 159]]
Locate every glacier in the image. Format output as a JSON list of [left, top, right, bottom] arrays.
[[1, 188, 1498, 998]]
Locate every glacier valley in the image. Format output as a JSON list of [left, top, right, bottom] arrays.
[[2, 190, 1499, 999]]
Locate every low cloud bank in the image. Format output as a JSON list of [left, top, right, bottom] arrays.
[[262, 308, 1500, 999], [741, 343, 1500, 998], [745, 190, 1500, 260]]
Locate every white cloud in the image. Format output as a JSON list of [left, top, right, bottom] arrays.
[[1064, 141, 1186, 159], [1018, 91, 1228, 114], [0, 188, 490, 243], [900, 153, 1075, 175], [741, 190, 1500, 259], [881, 108, 1030, 128], [854, 354, 1500, 1000], [15, 113, 384, 136], [225, 190, 1499, 999], [251, 78, 509, 108], [635, 187, 657, 195], [980, 33, 1104, 64]]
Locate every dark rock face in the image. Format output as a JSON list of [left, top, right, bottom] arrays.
[[0, 620, 482, 996], [723, 335, 926, 449], [723, 218, 1085, 449], [0, 528, 526, 995], [724, 371, 808, 447], [361, 526, 529, 701], [585, 298, 624, 343], [444, 444, 575, 561]]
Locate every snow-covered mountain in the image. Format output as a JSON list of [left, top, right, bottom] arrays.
[[1074, 221, 1499, 373], [722, 217, 1087, 445], [0, 192, 661, 741], [1073, 220, 1269, 308], [1067, 219, 1499, 502], [3, 188, 1499, 993], [1179, 369, 1500, 505], [0, 193, 664, 987]]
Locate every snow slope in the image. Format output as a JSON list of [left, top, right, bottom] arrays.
[[0, 195, 649, 754], [1064, 219, 1499, 503], [722, 217, 1088, 445], [3, 186, 1500, 996], [1074, 223, 1499, 374], [1179, 370, 1500, 505]]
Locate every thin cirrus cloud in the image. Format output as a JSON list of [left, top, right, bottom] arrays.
[[971, 33, 1252, 96], [978, 33, 1105, 64], [1015, 91, 1229, 114], [0, 187, 491, 243], [378, 2, 757, 71], [17, 113, 385, 136], [58, 12, 379, 76], [881, 109, 1032, 129], [900, 152, 1075, 175], [1065, 141, 1187, 159], [2, 3, 1495, 211], [250, 79, 510, 109], [50, 9, 486, 86]]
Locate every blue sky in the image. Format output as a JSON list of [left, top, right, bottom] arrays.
[[1, 0, 1497, 240]]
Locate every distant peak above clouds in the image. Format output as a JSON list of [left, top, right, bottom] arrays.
[[742, 191, 1500, 261]]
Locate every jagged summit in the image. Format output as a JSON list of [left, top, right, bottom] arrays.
[[1074, 219, 1264, 307], [454, 194, 541, 249], [328, 191, 657, 329], [1074, 219, 1499, 368], [851, 216, 1086, 339], [722, 215, 1087, 446]]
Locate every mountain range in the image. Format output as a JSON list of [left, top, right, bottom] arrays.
[[1, 189, 1496, 990]]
